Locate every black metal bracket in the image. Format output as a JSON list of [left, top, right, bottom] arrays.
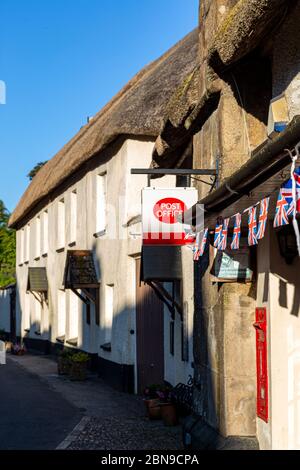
[[70, 287, 98, 305], [29, 290, 48, 306], [131, 168, 218, 189], [71, 287, 89, 305], [147, 281, 182, 317]]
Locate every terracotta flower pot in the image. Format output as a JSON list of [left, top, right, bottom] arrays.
[[160, 403, 178, 426], [145, 398, 161, 420], [69, 361, 87, 381], [57, 356, 71, 375]]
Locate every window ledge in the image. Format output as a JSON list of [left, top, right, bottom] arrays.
[[66, 337, 78, 347], [34, 256, 40, 261], [42, 253, 48, 258], [68, 241, 76, 248], [56, 335, 65, 344], [93, 230, 106, 239], [100, 342, 112, 352], [56, 247, 65, 253], [24, 328, 30, 333]]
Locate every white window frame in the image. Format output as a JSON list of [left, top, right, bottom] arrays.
[[35, 216, 41, 259], [68, 290, 79, 340], [69, 190, 77, 245], [96, 172, 107, 235], [25, 224, 30, 263], [42, 210, 49, 256], [19, 229, 25, 265], [105, 284, 114, 342], [57, 198, 65, 250], [57, 290, 66, 337]]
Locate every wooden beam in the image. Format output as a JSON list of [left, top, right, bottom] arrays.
[[81, 288, 96, 304], [70, 288, 89, 305]]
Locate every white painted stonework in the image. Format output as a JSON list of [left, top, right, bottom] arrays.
[[15, 137, 195, 391], [257, 225, 300, 450]]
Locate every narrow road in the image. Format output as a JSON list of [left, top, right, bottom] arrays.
[[0, 358, 80, 450]]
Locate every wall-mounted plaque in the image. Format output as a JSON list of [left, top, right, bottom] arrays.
[[210, 244, 253, 283]]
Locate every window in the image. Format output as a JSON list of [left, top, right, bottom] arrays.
[[19, 229, 25, 264], [68, 290, 79, 340], [105, 284, 114, 342], [57, 290, 66, 337], [35, 297, 42, 333], [24, 292, 31, 331], [70, 190, 77, 245], [25, 224, 30, 263], [42, 210, 48, 255], [96, 173, 107, 234], [57, 198, 65, 250], [35, 216, 41, 259]]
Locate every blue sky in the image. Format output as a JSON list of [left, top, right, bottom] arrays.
[[0, 0, 198, 213]]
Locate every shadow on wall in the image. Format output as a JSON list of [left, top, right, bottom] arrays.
[[267, 227, 300, 318], [193, 245, 217, 427], [15, 245, 194, 395]]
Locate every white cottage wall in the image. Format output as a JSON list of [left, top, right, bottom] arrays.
[[15, 137, 195, 392]]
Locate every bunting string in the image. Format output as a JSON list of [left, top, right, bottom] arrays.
[[193, 144, 300, 260]]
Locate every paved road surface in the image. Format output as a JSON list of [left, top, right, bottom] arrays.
[[0, 358, 80, 450]]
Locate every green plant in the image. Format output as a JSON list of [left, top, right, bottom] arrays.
[[144, 383, 174, 402], [70, 352, 89, 363], [0, 200, 16, 287], [58, 348, 73, 359]]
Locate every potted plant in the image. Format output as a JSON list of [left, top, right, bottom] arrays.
[[158, 386, 178, 426], [57, 349, 73, 375], [11, 342, 26, 356], [143, 384, 163, 420], [69, 352, 89, 381]]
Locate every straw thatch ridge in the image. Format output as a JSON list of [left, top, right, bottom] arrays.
[[9, 29, 198, 228], [208, 0, 289, 71], [152, 78, 222, 168], [151, 0, 294, 166]]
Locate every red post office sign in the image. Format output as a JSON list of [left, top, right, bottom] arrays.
[[254, 307, 269, 423], [142, 188, 198, 246]]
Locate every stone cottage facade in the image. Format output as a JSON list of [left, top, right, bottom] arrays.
[[153, 0, 300, 450]]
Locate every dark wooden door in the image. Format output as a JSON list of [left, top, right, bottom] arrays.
[[136, 258, 164, 395]]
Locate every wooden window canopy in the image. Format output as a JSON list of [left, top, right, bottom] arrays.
[[27, 267, 48, 293], [63, 250, 100, 305]]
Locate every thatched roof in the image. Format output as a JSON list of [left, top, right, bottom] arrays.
[[152, 0, 294, 166], [208, 0, 290, 71], [152, 76, 222, 168], [9, 29, 198, 228]]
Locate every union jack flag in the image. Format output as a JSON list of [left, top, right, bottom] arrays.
[[199, 228, 209, 257], [214, 223, 223, 248], [193, 232, 201, 261], [257, 197, 270, 240], [281, 167, 300, 216], [231, 213, 242, 250], [193, 229, 209, 260], [274, 192, 290, 228], [219, 218, 229, 251], [247, 206, 258, 246]]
